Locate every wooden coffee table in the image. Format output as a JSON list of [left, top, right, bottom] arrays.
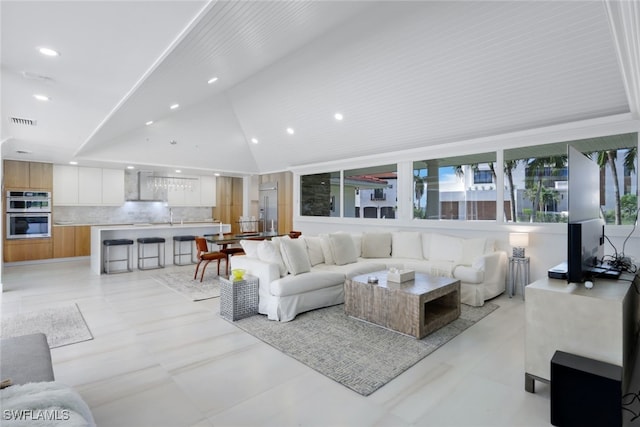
[[345, 271, 460, 339]]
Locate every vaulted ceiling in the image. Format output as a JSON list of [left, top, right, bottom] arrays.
[[0, 1, 633, 177]]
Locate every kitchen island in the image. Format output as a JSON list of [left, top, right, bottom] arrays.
[[90, 222, 230, 275]]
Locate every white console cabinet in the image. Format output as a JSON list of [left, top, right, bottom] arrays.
[[525, 276, 639, 392]]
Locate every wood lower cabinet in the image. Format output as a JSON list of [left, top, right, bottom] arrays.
[[74, 226, 91, 256], [3, 239, 53, 262], [53, 226, 75, 258], [52, 225, 91, 258]]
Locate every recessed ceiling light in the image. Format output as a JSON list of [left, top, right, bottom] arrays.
[[286, 127, 295, 135], [38, 47, 60, 57], [127, 166, 135, 169], [170, 103, 179, 110], [175, 169, 182, 173], [207, 77, 218, 84], [33, 94, 50, 101], [69, 161, 78, 165], [214, 173, 220, 176], [251, 138, 258, 144], [145, 120, 154, 126], [334, 112, 344, 121]]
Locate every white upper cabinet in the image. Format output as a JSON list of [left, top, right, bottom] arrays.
[[78, 167, 102, 205], [167, 175, 216, 207], [200, 175, 216, 206], [102, 169, 125, 205], [53, 165, 79, 205], [53, 165, 124, 206]]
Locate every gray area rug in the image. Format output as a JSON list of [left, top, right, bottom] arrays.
[[233, 302, 499, 396], [153, 270, 222, 301], [1, 303, 93, 348]]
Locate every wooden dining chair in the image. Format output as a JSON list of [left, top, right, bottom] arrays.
[[194, 236, 226, 282]]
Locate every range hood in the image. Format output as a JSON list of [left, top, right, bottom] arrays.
[[125, 170, 167, 202]]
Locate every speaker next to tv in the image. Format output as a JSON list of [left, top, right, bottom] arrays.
[[550, 350, 622, 426]]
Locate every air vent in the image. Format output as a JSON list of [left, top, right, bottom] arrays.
[[9, 117, 37, 126]]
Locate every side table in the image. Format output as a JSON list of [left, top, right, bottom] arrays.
[[219, 274, 259, 321], [508, 256, 530, 300]]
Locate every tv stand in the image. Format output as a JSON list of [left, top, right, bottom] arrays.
[[525, 275, 639, 393]]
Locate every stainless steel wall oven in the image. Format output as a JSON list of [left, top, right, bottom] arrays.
[[5, 191, 52, 239]]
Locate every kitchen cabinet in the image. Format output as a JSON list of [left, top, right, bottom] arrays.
[[102, 169, 124, 205], [4, 160, 52, 190], [78, 167, 102, 205], [200, 175, 217, 206], [53, 165, 124, 206], [75, 225, 91, 256], [53, 165, 79, 204], [53, 226, 76, 258], [167, 176, 201, 207], [53, 225, 91, 258], [3, 239, 52, 262]]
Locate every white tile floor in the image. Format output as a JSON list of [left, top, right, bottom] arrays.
[[1, 259, 551, 426]]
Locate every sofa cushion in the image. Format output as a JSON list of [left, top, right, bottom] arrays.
[[257, 241, 287, 277], [279, 238, 311, 276], [361, 232, 392, 258], [319, 234, 335, 265], [329, 232, 358, 265], [313, 261, 387, 279], [300, 236, 324, 266], [392, 231, 423, 260], [454, 265, 484, 284], [270, 271, 346, 297], [461, 237, 487, 266], [429, 233, 463, 263], [404, 260, 456, 277], [239, 239, 261, 258]]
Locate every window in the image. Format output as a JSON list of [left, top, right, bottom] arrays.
[[343, 164, 397, 219], [473, 170, 493, 184], [300, 171, 340, 217], [504, 133, 637, 224], [413, 152, 497, 220]]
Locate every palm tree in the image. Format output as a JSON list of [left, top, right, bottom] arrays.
[[596, 150, 622, 225], [525, 155, 567, 222], [503, 160, 520, 222], [413, 173, 425, 211]]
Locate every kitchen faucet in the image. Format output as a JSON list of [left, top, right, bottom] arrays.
[[169, 208, 173, 226]]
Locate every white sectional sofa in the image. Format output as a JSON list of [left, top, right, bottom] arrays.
[[231, 231, 507, 322]]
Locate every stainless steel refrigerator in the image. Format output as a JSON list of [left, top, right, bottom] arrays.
[[259, 182, 278, 233]]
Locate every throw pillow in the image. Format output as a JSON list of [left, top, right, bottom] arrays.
[[461, 237, 487, 266], [391, 231, 423, 259], [301, 236, 325, 266], [361, 232, 392, 258], [429, 233, 463, 263], [279, 238, 312, 275], [257, 240, 287, 277], [319, 234, 335, 265], [329, 232, 358, 265], [239, 239, 260, 258]]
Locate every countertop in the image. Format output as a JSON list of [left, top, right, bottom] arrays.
[[89, 222, 226, 231], [53, 221, 222, 227]]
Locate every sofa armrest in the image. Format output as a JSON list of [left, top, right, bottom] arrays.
[[230, 256, 280, 295], [475, 251, 508, 293]]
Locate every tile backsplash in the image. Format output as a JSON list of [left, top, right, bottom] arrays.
[[53, 203, 214, 225]]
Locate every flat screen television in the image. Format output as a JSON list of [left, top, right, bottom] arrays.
[[566, 145, 605, 283]]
